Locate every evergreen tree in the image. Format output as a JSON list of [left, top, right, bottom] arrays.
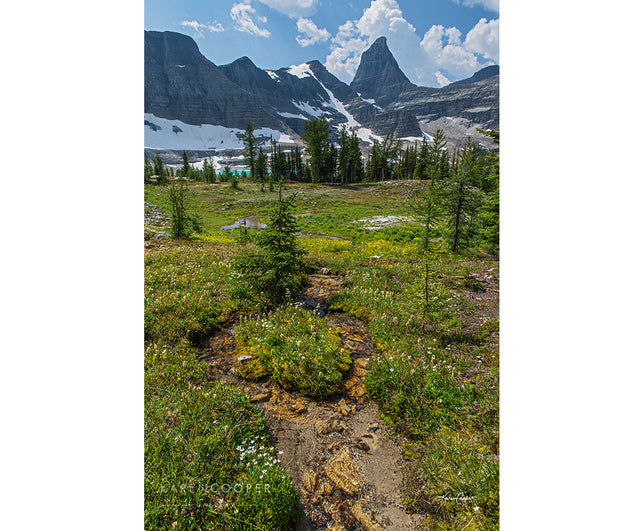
[[169, 179, 200, 239], [414, 138, 429, 180], [235, 185, 306, 306], [446, 139, 485, 252], [396, 145, 416, 179], [367, 133, 401, 181], [301, 115, 330, 183], [256, 147, 267, 183], [221, 166, 233, 183], [242, 122, 257, 181], [478, 129, 499, 255], [182, 150, 190, 177], [153, 155, 167, 185], [144, 158, 153, 184], [337, 125, 350, 184], [348, 132, 363, 183], [412, 130, 447, 251], [202, 158, 217, 183]]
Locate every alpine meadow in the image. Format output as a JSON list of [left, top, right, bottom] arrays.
[[144, 1, 500, 529]]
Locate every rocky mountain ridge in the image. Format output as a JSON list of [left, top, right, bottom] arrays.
[[144, 31, 498, 154]]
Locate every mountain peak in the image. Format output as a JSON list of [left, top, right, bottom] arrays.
[[350, 36, 412, 106], [372, 36, 387, 47]]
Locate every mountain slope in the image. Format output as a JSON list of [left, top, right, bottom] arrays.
[[145, 31, 290, 131]]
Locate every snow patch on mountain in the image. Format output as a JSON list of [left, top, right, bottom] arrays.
[[277, 111, 309, 120], [292, 101, 325, 118], [356, 128, 383, 144], [144, 113, 293, 150], [400, 136, 425, 143], [266, 70, 280, 81], [287, 63, 312, 79]]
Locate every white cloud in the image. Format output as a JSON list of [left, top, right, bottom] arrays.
[[257, 0, 318, 18], [420, 18, 498, 77], [421, 24, 480, 79], [452, 0, 499, 13], [180, 20, 225, 38], [325, 0, 434, 85], [296, 17, 330, 47], [325, 0, 498, 87], [434, 71, 451, 87], [230, 1, 271, 37], [464, 18, 499, 63]]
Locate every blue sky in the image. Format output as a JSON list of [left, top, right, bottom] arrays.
[[145, 0, 498, 87]]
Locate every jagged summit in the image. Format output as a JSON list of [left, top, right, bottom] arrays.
[[350, 36, 413, 106]]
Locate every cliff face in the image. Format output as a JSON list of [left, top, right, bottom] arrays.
[[144, 31, 288, 131]]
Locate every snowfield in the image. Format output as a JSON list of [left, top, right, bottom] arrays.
[[287, 63, 312, 79], [144, 114, 295, 150]]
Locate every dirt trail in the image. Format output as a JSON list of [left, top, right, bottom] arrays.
[[198, 274, 422, 530]]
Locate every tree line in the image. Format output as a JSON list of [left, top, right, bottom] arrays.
[[145, 117, 499, 254]]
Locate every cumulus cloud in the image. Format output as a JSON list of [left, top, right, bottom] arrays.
[[434, 71, 451, 87], [325, 0, 498, 86], [296, 17, 330, 47], [325, 0, 434, 85], [464, 18, 499, 63], [420, 18, 498, 77], [180, 20, 225, 38], [230, 1, 271, 37], [257, 0, 318, 18], [420, 24, 480, 79], [452, 0, 499, 13]]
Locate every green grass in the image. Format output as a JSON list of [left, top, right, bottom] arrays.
[[144, 178, 499, 530], [234, 305, 352, 396], [145, 343, 299, 530], [145, 239, 299, 530]]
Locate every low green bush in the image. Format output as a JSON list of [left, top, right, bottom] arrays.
[[234, 306, 352, 396]]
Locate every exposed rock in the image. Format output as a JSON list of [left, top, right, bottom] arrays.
[[324, 447, 362, 496], [353, 433, 379, 454], [447, 65, 499, 88], [302, 469, 319, 494], [249, 389, 271, 403], [318, 481, 333, 496], [145, 30, 497, 152], [350, 500, 381, 531]]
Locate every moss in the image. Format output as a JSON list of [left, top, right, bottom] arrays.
[[234, 306, 352, 396]]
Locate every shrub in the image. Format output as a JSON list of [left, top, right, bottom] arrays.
[[234, 306, 352, 396]]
